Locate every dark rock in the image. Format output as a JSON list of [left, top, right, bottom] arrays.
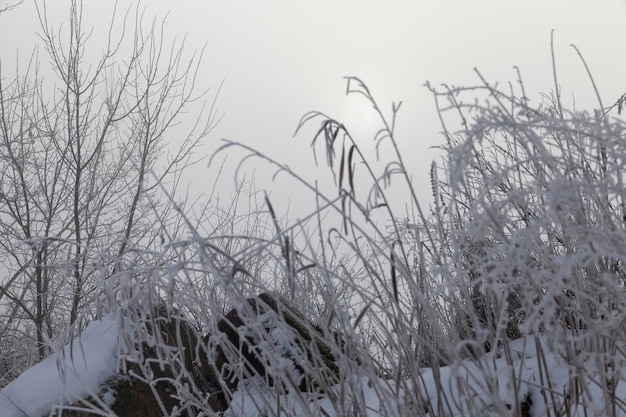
[[520, 392, 533, 417], [117, 305, 227, 416], [58, 305, 227, 416], [213, 292, 340, 395], [43, 294, 343, 416]]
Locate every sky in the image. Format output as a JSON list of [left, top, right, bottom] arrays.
[[1, 0, 626, 219]]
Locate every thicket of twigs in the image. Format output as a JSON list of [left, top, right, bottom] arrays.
[[2, 2, 626, 416], [106, 66, 626, 416]]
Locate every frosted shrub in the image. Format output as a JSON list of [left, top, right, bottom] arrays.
[[103, 70, 626, 416], [8, 66, 626, 417], [428, 72, 626, 357]]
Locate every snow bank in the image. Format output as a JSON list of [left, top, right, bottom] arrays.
[[224, 336, 626, 417], [224, 375, 397, 417], [0, 314, 119, 417]]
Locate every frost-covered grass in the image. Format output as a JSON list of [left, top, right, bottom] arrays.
[[2, 313, 625, 416], [3, 61, 626, 416], [198, 71, 626, 416]]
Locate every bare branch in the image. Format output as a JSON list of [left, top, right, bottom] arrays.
[[0, 0, 22, 14]]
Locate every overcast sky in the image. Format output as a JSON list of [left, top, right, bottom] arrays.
[[2, 0, 626, 219]]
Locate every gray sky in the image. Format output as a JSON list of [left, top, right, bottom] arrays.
[[2, 0, 626, 219]]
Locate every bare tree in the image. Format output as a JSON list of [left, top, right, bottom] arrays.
[[0, 0, 22, 14], [0, 0, 219, 375]]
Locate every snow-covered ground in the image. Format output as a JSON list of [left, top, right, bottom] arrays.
[[226, 337, 626, 417], [2, 312, 625, 417]]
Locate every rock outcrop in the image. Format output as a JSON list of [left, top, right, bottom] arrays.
[[59, 305, 226, 416], [213, 292, 340, 395], [45, 293, 342, 416], [105, 305, 227, 416]]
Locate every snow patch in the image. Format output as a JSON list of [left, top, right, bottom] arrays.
[[0, 314, 119, 417]]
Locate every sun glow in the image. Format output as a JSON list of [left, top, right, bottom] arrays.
[[337, 94, 387, 140]]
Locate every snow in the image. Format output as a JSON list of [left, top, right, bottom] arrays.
[[0, 314, 119, 417], [2, 313, 625, 417], [224, 336, 626, 417], [224, 375, 398, 417]]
